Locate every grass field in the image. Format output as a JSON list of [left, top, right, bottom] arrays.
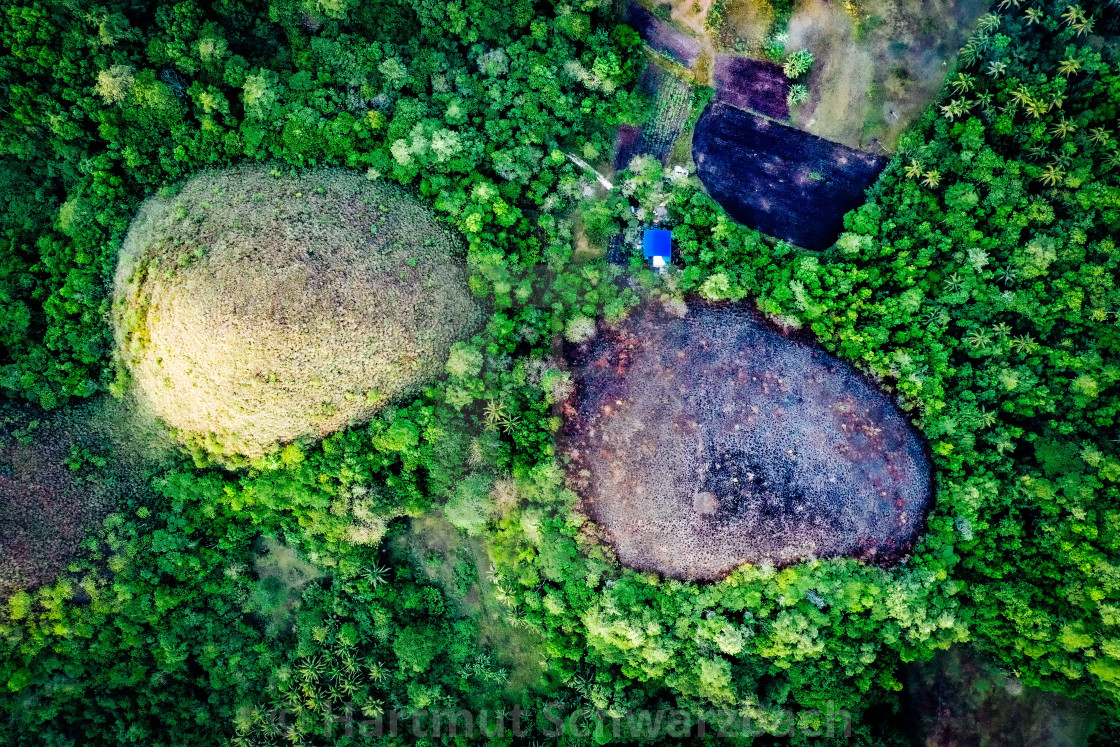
[[786, 0, 991, 150]]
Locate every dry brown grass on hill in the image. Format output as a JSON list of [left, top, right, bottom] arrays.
[[558, 299, 931, 580], [0, 397, 166, 598], [112, 166, 481, 464]]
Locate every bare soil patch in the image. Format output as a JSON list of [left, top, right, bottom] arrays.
[[715, 0, 775, 54], [905, 647, 1096, 746], [693, 101, 887, 250], [559, 299, 930, 580]]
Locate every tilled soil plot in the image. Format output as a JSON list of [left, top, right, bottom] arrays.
[[692, 100, 887, 249], [558, 299, 931, 580]]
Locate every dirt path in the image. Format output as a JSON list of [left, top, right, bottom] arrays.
[[669, 0, 715, 37], [668, 0, 719, 83]]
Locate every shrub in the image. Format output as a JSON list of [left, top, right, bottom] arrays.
[[783, 49, 814, 79]]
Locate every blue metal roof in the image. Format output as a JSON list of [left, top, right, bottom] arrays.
[[643, 228, 671, 260]]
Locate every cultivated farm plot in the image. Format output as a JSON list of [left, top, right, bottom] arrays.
[[615, 63, 694, 169], [639, 69, 693, 163], [692, 101, 887, 250], [559, 300, 931, 581], [625, 1, 702, 68]]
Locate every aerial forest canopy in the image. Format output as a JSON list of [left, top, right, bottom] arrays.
[[0, 0, 1119, 745]]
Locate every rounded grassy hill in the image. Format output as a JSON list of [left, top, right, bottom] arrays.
[[112, 166, 480, 464], [559, 299, 931, 580], [0, 397, 168, 598]]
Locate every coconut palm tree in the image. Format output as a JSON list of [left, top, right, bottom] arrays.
[[950, 73, 976, 93], [986, 59, 1009, 77], [1061, 5, 1085, 25], [363, 563, 389, 587], [1038, 163, 1066, 186], [1089, 127, 1111, 145], [1010, 85, 1032, 105], [905, 159, 924, 179], [976, 12, 1002, 33], [959, 38, 985, 66], [940, 98, 970, 120], [922, 170, 942, 188], [1024, 7, 1042, 24], [1058, 56, 1082, 76], [1010, 334, 1038, 354], [944, 273, 966, 294], [483, 398, 506, 429], [1025, 96, 1051, 117], [1051, 117, 1076, 138], [965, 328, 994, 350]]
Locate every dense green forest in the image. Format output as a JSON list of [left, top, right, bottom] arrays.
[[1, 0, 1119, 744]]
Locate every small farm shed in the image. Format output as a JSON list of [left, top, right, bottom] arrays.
[[643, 228, 672, 272]]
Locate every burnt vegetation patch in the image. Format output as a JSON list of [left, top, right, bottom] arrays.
[[713, 56, 791, 120], [558, 300, 931, 580], [692, 101, 888, 250]]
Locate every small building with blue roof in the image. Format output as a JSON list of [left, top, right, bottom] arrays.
[[643, 228, 672, 272]]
